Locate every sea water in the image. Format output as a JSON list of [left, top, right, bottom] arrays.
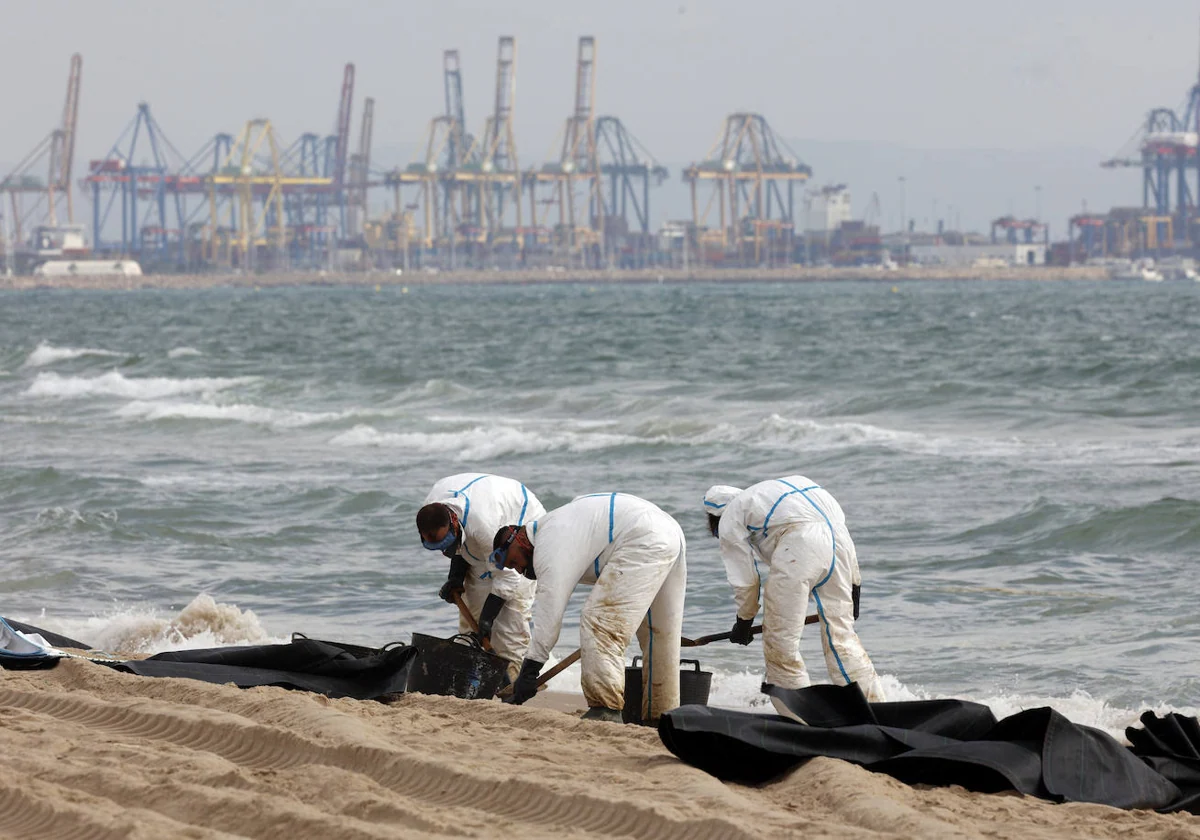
[[2, 279, 1198, 737]]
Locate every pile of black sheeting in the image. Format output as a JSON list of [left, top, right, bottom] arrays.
[[1, 618, 417, 702], [658, 682, 1200, 813], [117, 638, 418, 701]]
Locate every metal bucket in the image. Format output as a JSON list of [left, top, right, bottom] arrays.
[[623, 656, 712, 725], [407, 633, 509, 700]]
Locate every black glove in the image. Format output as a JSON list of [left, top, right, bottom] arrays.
[[477, 593, 506, 642], [729, 616, 754, 645], [504, 657, 543, 705], [438, 555, 470, 603], [852, 584, 861, 620]]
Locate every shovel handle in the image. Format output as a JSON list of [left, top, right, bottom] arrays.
[[452, 593, 494, 652], [451, 593, 479, 634], [496, 647, 581, 698], [680, 613, 819, 647]]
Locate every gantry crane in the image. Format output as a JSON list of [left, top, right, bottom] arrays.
[[594, 116, 669, 264], [49, 53, 82, 226], [347, 96, 374, 239], [332, 63, 356, 238], [205, 120, 332, 269], [455, 36, 522, 255], [386, 49, 476, 254], [526, 36, 604, 264], [683, 113, 811, 264], [1, 53, 83, 251], [1100, 26, 1200, 248]]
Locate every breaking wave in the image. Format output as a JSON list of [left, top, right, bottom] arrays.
[[25, 371, 257, 400], [15, 595, 280, 655], [168, 347, 203, 358], [23, 341, 124, 368], [330, 423, 648, 459], [116, 400, 349, 429]]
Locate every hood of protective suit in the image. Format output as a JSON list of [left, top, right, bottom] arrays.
[[703, 485, 743, 516]]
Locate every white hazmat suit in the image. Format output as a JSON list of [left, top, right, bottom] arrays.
[[707, 477, 884, 712], [525, 493, 686, 721], [423, 473, 545, 677]]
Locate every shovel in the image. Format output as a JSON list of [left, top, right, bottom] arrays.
[[680, 613, 819, 647], [498, 614, 820, 698], [451, 592, 493, 652], [496, 648, 581, 698]]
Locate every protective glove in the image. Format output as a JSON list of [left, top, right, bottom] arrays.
[[729, 616, 754, 646], [852, 584, 861, 620], [504, 657, 543, 705], [477, 593, 506, 644], [438, 555, 470, 603]]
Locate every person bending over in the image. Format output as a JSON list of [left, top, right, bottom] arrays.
[[491, 492, 686, 723], [416, 473, 545, 681], [704, 476, 884, 717]]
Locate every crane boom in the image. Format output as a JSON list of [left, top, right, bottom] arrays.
[[47, 53, 82, 225], [334, 63, 355, 189], [561, 36, 596, 168], [483, 36, 517, 171], [359, 97, 374, 176], [443, 50, 467, 166], [358, 97, 374, 220]]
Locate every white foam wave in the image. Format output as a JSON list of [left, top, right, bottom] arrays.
[[25, 371, 256, 400], [705, 670, 1199, 742], [33, 507, 119, 530], [15, 595, 282, 655], [694, 413, 938, 454], [22, 341, 123, 368], [116, 400, 347, 429], [168, 347, 203, 358], [330, 423, 644, 459]]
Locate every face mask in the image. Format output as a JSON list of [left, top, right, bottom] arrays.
[[422, 527, 459, 554], [490, 528, 518, 570]]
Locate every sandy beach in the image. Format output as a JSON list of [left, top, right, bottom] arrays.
[[0, 659, 1194, 839], [0, 264, 1108, 292]]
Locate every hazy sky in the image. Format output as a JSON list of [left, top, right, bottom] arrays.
[[1, 0, 1195, 231]]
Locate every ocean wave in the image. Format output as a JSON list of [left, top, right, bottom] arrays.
[[330, 423, 646, 459], [29, 507, 120, 534], [955, 496, 1200, 554], [15, 595, 280, 655], [116, 400, 348, 429], [22, 341, 124, 368], [168, 347, 203, 358], [25, 371, 257, 400], [689, 413, 944, 454]]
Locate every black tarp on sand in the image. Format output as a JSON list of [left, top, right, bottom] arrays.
[[118, 639, 418, 701], [658, 682, 1200, 814], [0, 618, 417, 702]]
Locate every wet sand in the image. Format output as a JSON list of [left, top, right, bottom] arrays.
[[0, 659, 1195, 839]]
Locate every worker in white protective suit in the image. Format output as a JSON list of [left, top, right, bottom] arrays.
[[416, 473, 545, 681], [704, 477, 885, 717], [489, 492, 687, 723]]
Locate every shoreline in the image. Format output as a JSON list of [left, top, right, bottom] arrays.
[[0, 264, 1109, 291], [0, 659, 1195, 838]]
